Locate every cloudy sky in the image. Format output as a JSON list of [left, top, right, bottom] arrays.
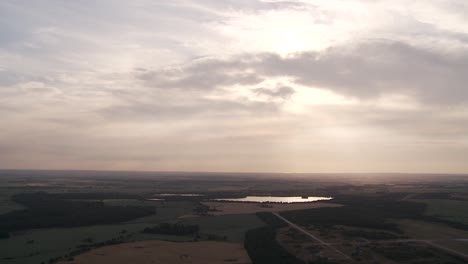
[[1, 0, 468, 173]]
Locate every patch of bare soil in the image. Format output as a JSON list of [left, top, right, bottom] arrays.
[[60, 240, 251, 264]]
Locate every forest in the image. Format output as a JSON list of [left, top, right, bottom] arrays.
[[0, 193, 155, 233]]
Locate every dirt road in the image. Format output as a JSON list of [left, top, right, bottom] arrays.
[[272, 212, 352, 260]]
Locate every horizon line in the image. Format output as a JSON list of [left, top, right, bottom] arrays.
[[1, 168, 467, 176]]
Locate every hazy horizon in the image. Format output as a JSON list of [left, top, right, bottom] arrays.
[[1, 168, 468, 178], [1, 1, 468, 173]]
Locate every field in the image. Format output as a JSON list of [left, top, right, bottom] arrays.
[[179, 214, 265, 242], [201, 201, 341, 215], [1, 223, 153, 264], [0, 197, 23, 215], [398, 219, 468, 240], [417, 199, 468, 224], [271, 219, 468, 263], [1, 170, 468, 264], [57, 240, 251, 264], [0, 199, 203, 264], [0, 189, 25, 214]]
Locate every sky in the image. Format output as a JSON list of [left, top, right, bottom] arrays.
[[1, 0, 468, 173]]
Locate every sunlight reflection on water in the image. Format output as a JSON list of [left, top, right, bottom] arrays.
[[213, 196, 332, 203]]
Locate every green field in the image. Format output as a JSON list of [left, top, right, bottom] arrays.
[[1, 223, 150, 264], [0, 198, 24, 215], [1, 172, 468, 264], [0, 190, 25, 214], [0, 210, 199, 264], [0, 193, 259, 263], [418, 199, 468, 224], [0, 197, 201, 264], [179, 214, 265, 242], [104, 200, 198, 223]]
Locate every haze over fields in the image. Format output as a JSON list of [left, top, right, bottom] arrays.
[[1, 0, 468, 173]]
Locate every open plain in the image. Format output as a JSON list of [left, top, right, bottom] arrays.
[[1, 171, 468, 264], [58, 241, 251, 264]]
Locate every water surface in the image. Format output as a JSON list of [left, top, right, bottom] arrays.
[[155, 193, 204, 197], [213, 196, 332, 203]]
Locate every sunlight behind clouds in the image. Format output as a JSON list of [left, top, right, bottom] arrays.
[[1, 0, 468, 173], [214, 6, 364, 55], [285, 86, 356, 114]]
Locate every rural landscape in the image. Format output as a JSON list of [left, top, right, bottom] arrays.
[[1, 170, 467, 264], [2, 1, 468, 263]]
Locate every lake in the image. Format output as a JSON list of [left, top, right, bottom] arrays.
[[212, 196, 332, 203], [154, 193, 204, 197]]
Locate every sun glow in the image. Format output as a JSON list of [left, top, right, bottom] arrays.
[[285, 85, 356, 114], [218, 9, 348, 55], [272, 26, 315, 55]]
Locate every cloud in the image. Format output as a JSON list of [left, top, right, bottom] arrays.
[[138, 57, 263, 91], [99, 97, 281, 122], [254, 85, 295, 99], [310, 103, 468, 140], [259, 41, 468, 104], [188, 0, 306, 12], [1, 0, 468, 172], [140, 40, 468, 104]]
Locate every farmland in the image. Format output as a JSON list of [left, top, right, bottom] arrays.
[[201, 201, 340, 215], [57, 240, 251, 264], [1, 170, 468, 264]]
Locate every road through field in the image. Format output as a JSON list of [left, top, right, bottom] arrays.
[[424, 241, 468, 260], [272, 212, 352, 260], [272, 212, 468, 261]]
